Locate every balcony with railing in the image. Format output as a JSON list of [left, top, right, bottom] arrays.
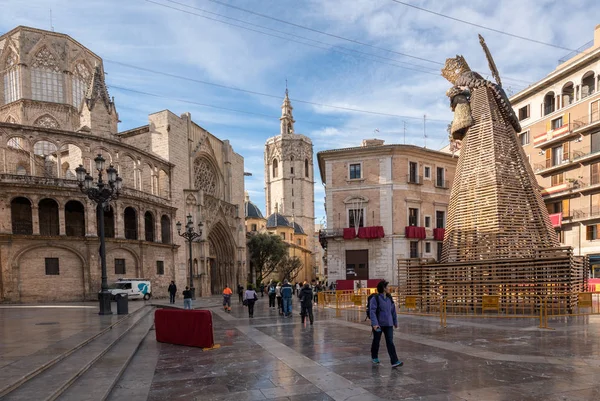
[[569, 207, 600, 222], [533, 122, 577, 148], [540, 180, 581, 198], [572, 111, 600, 134], [534, 150, 587, 175], [407, 174, 423, 185]]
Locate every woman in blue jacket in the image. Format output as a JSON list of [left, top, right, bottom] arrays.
[[369, 280, 403, 368]]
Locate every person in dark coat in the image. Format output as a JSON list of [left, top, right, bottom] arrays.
[[237, 284, 244, 304], [168, 281, 177, 304], [369, 280, 402, 368], [299, 282, 314, 325]]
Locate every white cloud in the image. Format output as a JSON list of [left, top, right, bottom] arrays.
[[0, 0, 597, 221]]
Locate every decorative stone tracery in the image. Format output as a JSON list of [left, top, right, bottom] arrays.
[[32, 47, 60, 72], [193, 157, 217, 196], [34, 115, 60, 129]]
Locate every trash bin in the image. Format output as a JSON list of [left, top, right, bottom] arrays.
[[116, 293, 129, 315]]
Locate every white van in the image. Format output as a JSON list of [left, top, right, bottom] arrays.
[[108, 278, 152, 300]]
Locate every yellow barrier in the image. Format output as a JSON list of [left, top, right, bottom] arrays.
[[540, 292, 600, 329], [318, 290, 600, 329]]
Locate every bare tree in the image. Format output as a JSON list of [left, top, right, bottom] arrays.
[[278, 255, 302, 282]]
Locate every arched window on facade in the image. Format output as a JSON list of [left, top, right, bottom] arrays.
[[31, 47, 64, 103], [124, 207, 138, 240], [39, 198, 59, 236], [273, 159, 278, 178], [11, 197, 32, 235], [144, 211, 155, 242], [305, 159, 309, 177], [3, 50, 20, 104], [65, 200, 85, 237], [72, 61, 91, 108], [161, 215, 171, 244], [16, 165, 27, 175], [97, 205, 115, 238]]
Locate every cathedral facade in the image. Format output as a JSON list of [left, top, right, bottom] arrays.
[[0, 26, 246, 302], [264, 91, 316, 281]]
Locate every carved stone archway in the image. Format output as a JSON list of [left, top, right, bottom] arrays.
[[207, 220, 236, 295]]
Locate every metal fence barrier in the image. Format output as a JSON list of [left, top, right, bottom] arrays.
[[317, 290, 600, 329]]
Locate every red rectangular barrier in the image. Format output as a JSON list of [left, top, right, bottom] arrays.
[[155, 309, 214, 348]]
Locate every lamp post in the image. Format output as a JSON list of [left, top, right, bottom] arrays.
[[176, 215, 203, 300], [75, 154, 123, 315]]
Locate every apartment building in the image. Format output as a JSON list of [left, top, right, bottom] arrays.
[[510, 24, 600, 277], [317, 139, 457, 285]]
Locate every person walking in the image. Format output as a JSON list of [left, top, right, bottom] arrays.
[[275, 282, 283, 315], [222, 285, 233, 312], [243, 284, 259, 318], [299, 282, 314, 325], [237, 284, 244, 304], [168, 281, 177, 304], [183, 286, 193, 310], [267, 280, 276, 308], [295, 282, 301, 297], [369, 280, 402, 368], [281, 279, 293, 317], [260, 282, 265, 298]]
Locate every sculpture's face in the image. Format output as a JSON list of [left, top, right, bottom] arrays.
[[441, 55, 471, 85]]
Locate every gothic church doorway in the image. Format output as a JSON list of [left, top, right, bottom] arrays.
[[207, 221, 236, 295]]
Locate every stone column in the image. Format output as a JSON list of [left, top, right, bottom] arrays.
[[31, 204, 40, 235], [85, 199, 97, 237], [56, 152, 62, 178], [114, 202, 124, 239], [138, 208, 144, 241], [58, 204, 66, 236]]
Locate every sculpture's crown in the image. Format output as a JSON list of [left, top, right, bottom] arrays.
[[441, 55, 471, 84]]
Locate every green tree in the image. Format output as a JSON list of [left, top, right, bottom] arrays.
[[278, 255, 302, 282], [247, 233, 288, 286]]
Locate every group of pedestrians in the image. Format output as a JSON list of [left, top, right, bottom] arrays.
[[169, 277, 402, 369]]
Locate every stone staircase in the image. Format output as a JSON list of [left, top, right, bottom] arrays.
[[0, 305, 155, 401]]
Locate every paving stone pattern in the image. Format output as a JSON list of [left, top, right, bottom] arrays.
[[145, 298, 600, 401]]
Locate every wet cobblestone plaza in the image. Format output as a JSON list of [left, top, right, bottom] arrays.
[[1, 299, 600, 401]]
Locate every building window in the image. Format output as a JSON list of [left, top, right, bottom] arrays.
[[281, 232, 286, 240], [31, 47, 64, 103], [251, 224, 257, 232], [437, 243, 443, 261], [436, 211, 445, 229], [305, 159, 309, 177], [551, 173, 565, 186], [424, 216, 431, 228], [409, 162, 419, 183], [349, 209, 364, 228], [436, 167, 445, 187], [156, 261, 165, 275], [424, 166, 431, 179], [291, 166, 294, 175], [547, 199, 570, 218], [72, 61, 91, 108], [3, 51, 20, 103], [292, 201, 294, 209], [586, 224, 599, 240], [408, 208, 419, 226], [45, 258, 59, 275], [273, 159, 278, 178], [409, 241, 419, 258], [551, 116, 563, 130], [297, 239, 301, 245], [519, 130, 530, 146], [518, 105, 530, 121], [349, 163, 361, 179], [115, 259, 126, 275], [425, 242, 431, 253], [592, 163, 600, 186]]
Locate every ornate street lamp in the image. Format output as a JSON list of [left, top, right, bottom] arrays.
[[76, 154, 123, 315], [176, 214, 203, 300]]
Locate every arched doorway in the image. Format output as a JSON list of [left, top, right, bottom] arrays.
[[207, 221, 237, 295]]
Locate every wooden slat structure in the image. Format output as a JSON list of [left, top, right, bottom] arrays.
[[442, 85, 559, 262], [397, 49, 588, 311]]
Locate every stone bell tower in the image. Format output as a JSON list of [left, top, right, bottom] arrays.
[[264, 89, 315, 271]]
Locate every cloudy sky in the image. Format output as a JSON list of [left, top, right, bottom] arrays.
[[1, 0, 598, 224]]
